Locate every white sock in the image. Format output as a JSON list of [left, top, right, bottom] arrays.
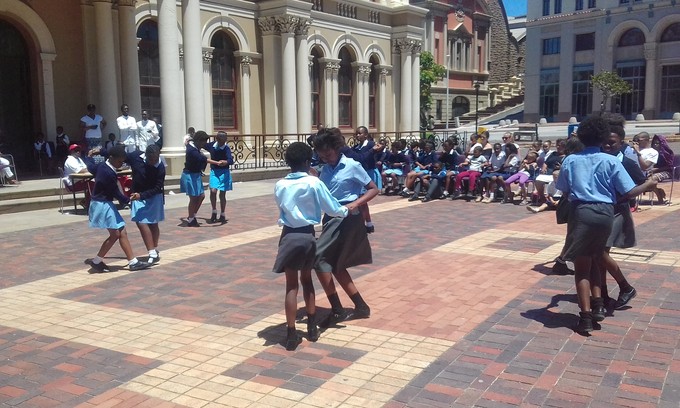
[[149, 249, 158, 258], [489, 193, 494, 200], [93, 256, 103, 264], [220, 212, 225, 217], [187, 217, 194, 222], [366, 221, 374, 227], [128, 258, 139, 266], [212, 209, 217, 214]]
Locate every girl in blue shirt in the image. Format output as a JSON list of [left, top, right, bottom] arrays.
[[556, 116, 656, 334], [273, 142, 348, 350], [313, 128, 379, 327], [204, 131, 234, 224]]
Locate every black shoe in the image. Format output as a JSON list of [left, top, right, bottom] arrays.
[[591, 298, 605, 322], [210, 214, 217, 223], [219, 215, 227, 224], [365, 225, 375, 234], [129, 261, 151, 271], [408, 195, 420, 201], [187, 219, 199, 227], [575, 311, 593, 335], [86, 259, 110, 273], [346, 306, 371, 321], [148, 255, 160, 264], [421, 197, 432, 203], [307, 323, 320, 342], [285, 329, 301, 351], [451, 191, 461, 200], [552, 261, 572, 275], [400, 191, 411, 198], [614, 287, 637, 310], [319, 309, 347, 328]]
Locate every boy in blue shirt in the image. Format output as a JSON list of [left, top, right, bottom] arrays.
[[273, 142, 349, 351]]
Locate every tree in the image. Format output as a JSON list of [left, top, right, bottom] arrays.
[[590, 70, 632, 114], [420, 51, 446, 129]]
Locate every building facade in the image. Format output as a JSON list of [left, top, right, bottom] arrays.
[[0, 0, 426, 173], [524, 0, 680, 123]]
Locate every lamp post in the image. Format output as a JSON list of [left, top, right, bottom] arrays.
[[445, 54, 450, 136], [473, 78, 483, 135]]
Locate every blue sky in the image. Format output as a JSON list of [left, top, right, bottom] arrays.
[[503, 0, 527, 17]]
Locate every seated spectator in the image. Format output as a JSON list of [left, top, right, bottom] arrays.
[[649, 134, 674, 204], [501, 132, 521, 158], [479, 131, 493, 160], [411, 162, 447, 202], [483, 143, 520, 203], [381, 140, 408, 195], [503, 151, 538, 205], [538, 140, 554, 163], [452, 146, 488, 199], [527, 170, 562, 213], [0, 150, 19, 185], [468, 133, 482, 154], [401, 140, 436, 197], [478, 143, 505, 202], [103, 132, 117, 150], [62, 144, 94, 207], [534, 139, 566, 204]]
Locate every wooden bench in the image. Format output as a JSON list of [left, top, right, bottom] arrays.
[[513, 124, 538, 142]]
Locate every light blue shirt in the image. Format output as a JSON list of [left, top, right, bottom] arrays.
[[274, 172, 348, 228], [556, 146, 636, 204], [319, 154, 372, 203]]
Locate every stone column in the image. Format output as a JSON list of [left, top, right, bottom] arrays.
[[295, 19, 312, 134], [158, 0, 183, 148], [643, 43, 658, 119], [412, 42, 421, 132], [426, 12, 435, 52], [118, 0, 142, 117], [239, 55, 253, 134], [92, 0, 119, 125], [395, 39, 414, 132], [278, 15, 299, 135], [355, 63, 371, 126], [258, 16, 280, 134], [202, 47, 214, 133], [378, 66, 388, 132], [182, 0, 206, 130], [80, 0, 98, 105], [392, 49, 400, 132], [331, 62, 340, 126], [40, 53, 58, 138], [320, 59, 336, 127]]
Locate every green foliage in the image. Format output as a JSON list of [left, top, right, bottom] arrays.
[[590, 70, 632, 113], [420, 51, 446, 114]]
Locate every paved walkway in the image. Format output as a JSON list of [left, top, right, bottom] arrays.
[[0, 180, 679, 408]]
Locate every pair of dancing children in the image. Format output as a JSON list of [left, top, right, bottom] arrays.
[[273, 140, 374, 350], [86, 144, 165, 272]]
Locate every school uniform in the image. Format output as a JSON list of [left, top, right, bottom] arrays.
[[127, 151, 166, 224], [343, 140, 382, 189], [412, 150, 437, 175], [204, 142, 234, 191], [382, 151, 408, 176], [180, 142, 207, 196], [315, 154, 372, 273], [273, 172, 348, 273], [88, 161, 130, 230], [556, 146, 636, 259]]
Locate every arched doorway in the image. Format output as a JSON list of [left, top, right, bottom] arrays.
[[137, 20, 161, 121], [0, 19, 33, 169]]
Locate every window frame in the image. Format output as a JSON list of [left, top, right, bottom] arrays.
[[210, 31, 238, 130]]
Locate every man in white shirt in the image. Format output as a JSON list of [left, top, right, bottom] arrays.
[[117, 104, 139, 153], [80, 104, 106, 150], [631, 132, 658, 172], [136, 110, 160, 152]]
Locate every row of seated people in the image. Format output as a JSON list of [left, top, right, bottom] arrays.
[[378, 137, 565, 205]]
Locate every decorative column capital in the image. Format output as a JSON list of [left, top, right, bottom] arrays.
[[393, 38, 416, 54], [258, 16, 279, 35], [276, 15, 300, 34], [240, 56, 253, 66], [412, 41, 422, 55], [295, 18, 312, 36], [202, 47, 214, 63], [179, 45, 184, 61], [377, 65, 391, 77]]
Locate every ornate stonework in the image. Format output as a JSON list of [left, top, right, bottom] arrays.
[[258, 16, 278, 35], [412, 42, 422, 55], [240, 56, 253, 66], [276, 15, 300, 34], [393, 38, 416, 53], [325, 62, 341, 73], [179, 46, 184, 61], [202, 49, 213, 63], [295, 18, 311, 36]]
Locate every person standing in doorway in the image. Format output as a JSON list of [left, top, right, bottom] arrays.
[[80, 104, 106, 150], [117, 104, 138, 153]]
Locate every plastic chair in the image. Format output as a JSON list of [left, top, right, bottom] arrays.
[[655, 153, 680, 205]]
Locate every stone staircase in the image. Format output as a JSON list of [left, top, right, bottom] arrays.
[[456, 76, 525, 127]]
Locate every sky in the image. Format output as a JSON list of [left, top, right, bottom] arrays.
[[502, 0, 527, 17]]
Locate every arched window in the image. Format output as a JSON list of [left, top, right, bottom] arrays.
[[211, 31, 237, 129], [618, 28, 645, 47], [452, 96, 469, 118], [137, 20, 161, 119], [661, 23, 680, 43], [368, 55, 379, 128], [338, 47, 353, 127], [311, 47, 323, 128]]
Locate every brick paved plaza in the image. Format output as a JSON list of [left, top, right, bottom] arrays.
[[1, 181, 679, 407]]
